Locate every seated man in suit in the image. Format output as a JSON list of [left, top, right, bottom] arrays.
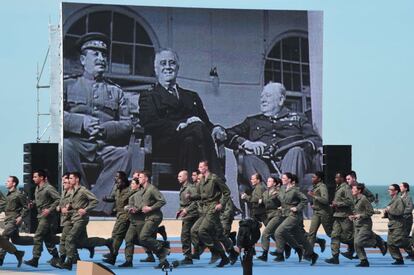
[[139, 48, 226, 178], [225, 82, 322, 190]]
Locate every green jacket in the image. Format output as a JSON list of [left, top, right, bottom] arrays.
[[179, 181, 199, 219], [277, 185, 307, 217], [244, 183, 266, 215], [69, 186, 98, 222], [59, 189, 73, 226], [386, 195, 405, 229], [220, 198, 236, 222], [126, 187, 145, 221], [137, 184, 166, 221], [311, 181, 331, 213], [262, 186, 282, 219], [34, 183, 61, 219], [332, 182, 354, 218], [401, 191, 413, 218], [105, 186, 132, 219], [353, 194, 374, 227], [1, 189, 28, 223], [197, 173, 230, 213]]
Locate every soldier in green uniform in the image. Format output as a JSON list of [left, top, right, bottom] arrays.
[[257, 176, 283, 261], [0, 176, 26, 267], [176, 170, 199, 265], [399, 182, 414, 259], [273, 173, 318, 265], [307, 172, 332, 250], [101, 171, 132, 265], [241, 173, 266, 222], [350, 183, 387, 267], [325, 172, 355, 264], [191, 160, 231, 267], [24, 169, 61, 268], [63, 32, 132, 214], [384, 184, 413, 265], [59, 172, 112, 270], [346, 171, 376, 204], [120, 171, 169, 268]]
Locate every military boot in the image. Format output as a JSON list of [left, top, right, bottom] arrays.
[[158, 225, 168, 241], [229, 249, 239, 265], [118, 260, 133, 267], [257, 250, 268, 262], [356, 259, 369, 267], [216, 252, 230, 268], [310, 252, 319, 266], [273, 252, 285, 262], [14, 250, 25, 268], [140, 251, 156, 262], [391, 259, 404, 265], [317, 238, 326, 253], [24, 257, 39, 268], [88, 246, 95, 258], [103, 254, 116, 265], [284, 244, 292, 259], [325, 255, 339, 264]]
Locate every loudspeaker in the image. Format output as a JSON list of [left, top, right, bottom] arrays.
[[77, 261, 115, 275], [23, 143, 59, 194], [323, 145, 352, 201]]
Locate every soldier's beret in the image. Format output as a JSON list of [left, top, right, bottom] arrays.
[[76, 32, 110, 53]]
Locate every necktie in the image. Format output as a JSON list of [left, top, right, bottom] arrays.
[[168, 87, 179, 99]]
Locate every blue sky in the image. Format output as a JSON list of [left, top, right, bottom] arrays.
[[1, 0, 413, 187]]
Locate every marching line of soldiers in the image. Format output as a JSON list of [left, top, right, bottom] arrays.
[[1, 167, 414, 269]]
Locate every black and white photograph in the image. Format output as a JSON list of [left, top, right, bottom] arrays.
[[62, 2, 323, 216]]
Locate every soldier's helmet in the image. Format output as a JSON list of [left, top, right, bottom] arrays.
[[76, 32, 110, 53]]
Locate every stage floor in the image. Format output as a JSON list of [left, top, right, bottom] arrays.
[[1, 236, 413, 275]]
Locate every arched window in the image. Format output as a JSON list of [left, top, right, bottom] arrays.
[[63, 9, 156, 86], [264, 36, 310, 113]]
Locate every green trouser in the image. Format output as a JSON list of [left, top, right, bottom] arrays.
[[139, 217, 163, 257], [388, 225, 411, 260], [297, 222, 315, 257], [181, 216, 198, 257], [0, 221, 34, 259], [32, 216, 59, 258], [308, 211, 332, 248], [59, 223, 72, 256], [354, 223, 377, 261], [0, 236, 17, 254], [275, 214, 302, 253], [403, 214, 413, 238], [261, 214, 283, 251], [66, 219, 108, 260], [191, 212, 225, 255], [111, 215, 130, 256], [330, 217, 354, 256], [220, 218, 233, 239], [124, 219, 145, 262], [215, 220, 233, 252]]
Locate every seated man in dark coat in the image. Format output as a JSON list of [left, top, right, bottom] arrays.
[[139, 48, 226, 178], [225, 82, 322, 189]]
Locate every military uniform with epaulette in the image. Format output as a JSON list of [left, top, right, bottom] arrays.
[[308, 181, 332, 248], [0, 189, 30, 266], [190, 173, 231, 266], [243, 183, 267, 222], [328, 182, 354, 261], [178, 181, 199, 259], [31, 183, 61, 259], [259, 185, 283, 255], [386, 195, 413, 263], [352, 194, 386, 265], [63, 32, 132, 214]]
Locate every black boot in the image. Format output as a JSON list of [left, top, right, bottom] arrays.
[[61, 258, 73, 270], [257, 250, 268, 262], [60, 254, 66, 264], [294, 247, 303, 262], [118, 260, 133, 267], [325, 255, 339, 265], [273, 252, 285, 262], [140, 253, 156, 262], [378, 241, 387, 256], [88, 246, 95, 258], [229, 231, 237, 246], [14, 250, 25, 268], [284, 244, 292, 259], [391, 259, 404, 265], [49, 256, 63, 269], [106, 239, 114, 256], [209, 252, 221, 264], [0, 257, 4, 266], [103, 254, 116, 265], [229, 249, 239, 265], [216, 252, 230, 268], [356, 259, 369, 267], [154, 259, 170, 269], [158, 225, 168, 241], [310, 252, 319, 266], [341, 251, 355, 260], [179, 256, 193, 265], [24, 257, 39, 268], [317, 238, 326, 253]]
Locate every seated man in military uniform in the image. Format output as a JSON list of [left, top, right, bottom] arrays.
[[225, 82, 322, 190], [63, 32, 132, 214]]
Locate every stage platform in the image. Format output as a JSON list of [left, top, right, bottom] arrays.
[[1, 235, 414, 275]]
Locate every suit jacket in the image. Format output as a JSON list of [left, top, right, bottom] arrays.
[[139, 83, 214, 140]]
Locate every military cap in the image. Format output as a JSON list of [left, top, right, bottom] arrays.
[[76, 32, 110, 53]]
